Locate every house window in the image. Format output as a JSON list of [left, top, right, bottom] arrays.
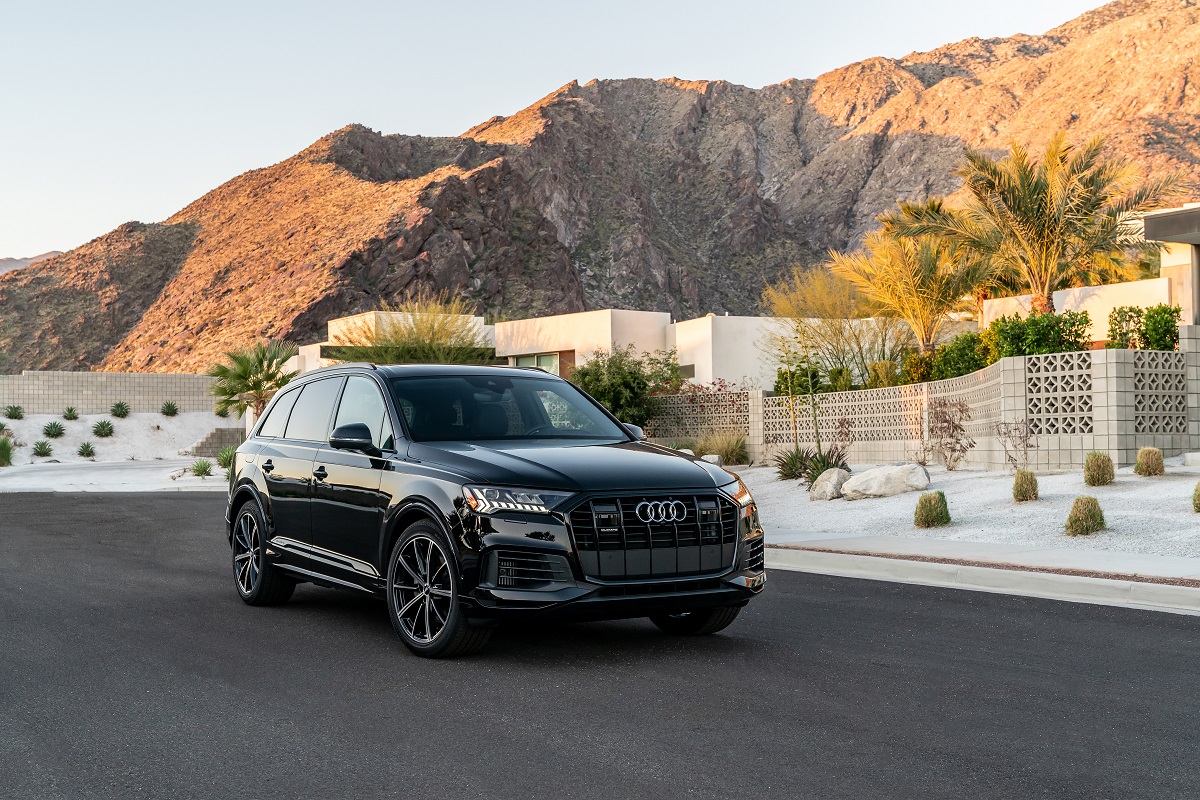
[[514, 353, 560, 375]]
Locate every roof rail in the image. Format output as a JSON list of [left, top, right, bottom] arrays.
[[298, 362, 377, 376]]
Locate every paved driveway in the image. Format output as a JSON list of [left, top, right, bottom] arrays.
[[2, 494, 1197, 799]]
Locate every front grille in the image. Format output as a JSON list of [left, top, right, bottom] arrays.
[[568, 494, 738, 580], [744, 535, 765, 571], [491, 550, 572, 589]]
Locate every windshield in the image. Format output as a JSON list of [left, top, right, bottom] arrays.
[[389, 374, 629, 443]]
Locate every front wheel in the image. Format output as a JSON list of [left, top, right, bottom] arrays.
[[650, 606, 742, 636], [231, 501, 295, 606], [386, 522, 491, 658]]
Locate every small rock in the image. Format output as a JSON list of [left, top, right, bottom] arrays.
[[809, 467, 851, 500], [677, 448, 695, 456], [700, 454, 723, 466], [842, 464, 930, 501]]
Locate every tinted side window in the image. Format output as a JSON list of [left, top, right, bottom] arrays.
[[283, 378, 343, 442], [257, 387, 300, 438], [333, 376, 394, 450]]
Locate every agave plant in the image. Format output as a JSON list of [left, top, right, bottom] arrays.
[[77, 441, 96, 459], [191, 458, 214, 477], [110, 401, 130, 418], [63, 406, 79, 420], [772, 447, 815, 481], [42, 421, 65, 439], [216, 445, 237, 470], [160, 400, 179, 417], [92, 420, 115, 438], [32, 440, 53, 457], [207, 340, 299, 418], [4, 405, 24, 420], [802, 446, 850, 487]]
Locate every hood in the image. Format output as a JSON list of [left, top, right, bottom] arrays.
[[406, 439, 733, 492]]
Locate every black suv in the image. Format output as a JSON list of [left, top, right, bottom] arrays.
[[226, 363, 765, 657]]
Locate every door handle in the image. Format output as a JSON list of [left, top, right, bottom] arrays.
[[312, 466, 328, 481], [261, 459, 274, 474]]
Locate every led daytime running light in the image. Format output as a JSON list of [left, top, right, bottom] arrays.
[[463, 485, 573, 515]]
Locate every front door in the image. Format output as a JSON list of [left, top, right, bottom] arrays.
[[311, 375, 397, 575]]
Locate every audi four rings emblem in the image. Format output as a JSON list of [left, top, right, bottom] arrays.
[[635, 500, 688, 523]]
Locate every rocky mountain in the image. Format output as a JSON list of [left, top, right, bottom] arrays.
[[0, 251, 61, 275], [2, 0, 1198, 373]]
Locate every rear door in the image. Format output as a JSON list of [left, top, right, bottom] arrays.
[[259, 376, 344, 547], [311, 375, 397, 574]]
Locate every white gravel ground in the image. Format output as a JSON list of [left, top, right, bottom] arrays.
[[736, 456, 1200, 559], [0, 412, 230, 465]]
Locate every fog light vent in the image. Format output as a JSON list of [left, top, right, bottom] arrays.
[[492, 550, 572, 590]]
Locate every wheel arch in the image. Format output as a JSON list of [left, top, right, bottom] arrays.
[[228, 483, 270, 546]]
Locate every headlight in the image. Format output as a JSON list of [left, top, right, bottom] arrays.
[[718, 476, 754, 508], [462, 485, 575, 515]]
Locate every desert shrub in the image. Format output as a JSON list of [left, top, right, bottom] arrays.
[[774, 363, 821, 395], [216, 445, 237, 470], [696, 430, 748, 466], [803, 446, 849, 487], [1106, 306, 1144, 349], [865, 360, 899, 389], [32, 440, 53, 457], [932, 332, 987, 380], [4, 405, 24, 420], [110, 401, 130, 418], [77, 442, 96, 459], [92, 420, 114, 438], [0, 421, 6, 435], [1013, 470, 1039, 502], [1193, 481, 1200, 513], [1142, 304, 1181, 351], [1134, 447, 1164, 476], [1084, 451, 1115, 486], [981, 311, 1091, 362], [1065, 496, 1105, 536], [995, 420, 1037, 471], [826, 367, 853, 392], [914, 491, 951, 528], [63, 406, 79, 420], [42, 421, 65, 439], [160, 401, 179, 417], [192, 458, 214, 477], [924, 398, 975, 470], [773, 447, 814, 481], [215, 406, 230, 418], [901, 351, 935, 384], [0, 437, 12, 467], [571, 346, 654, 427]]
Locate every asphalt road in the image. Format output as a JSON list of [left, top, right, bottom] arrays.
[[1, 494, 1198, 799]]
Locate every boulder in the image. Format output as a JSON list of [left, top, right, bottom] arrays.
[[809, 467, 851, 501], [841, 464, 930, 501], [700, 454, 723, 466], [676, 448, 695, 456]]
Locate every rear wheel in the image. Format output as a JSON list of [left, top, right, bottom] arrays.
[[386, 521, 491, 658], [231, 501, 295, 606], [650, 606, 742, 636]]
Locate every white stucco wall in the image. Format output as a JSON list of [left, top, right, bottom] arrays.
[[494, 309, 671, 363], [669, 315, 782, 388], [980, 278, 1171, 341]]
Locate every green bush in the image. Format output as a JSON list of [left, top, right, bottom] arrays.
[[32, 440, 53, 457], [1084, 451, 1115, 486], [216, 445, 237, 470], [981, 311, 1091, 363], [0, 437, 12, 467], [803, 447, 849, 487], [215, 406, 230, 418], [1106, 306, 1144, 349], [1142, 304, 1181, 351], [1193, 481, 1200, 513], [773, 447, 814, 480], [914, 491, 951, 528], [1134, 447, 1164, 476], [826, 367, 853, 392], [4, 405, 24, 420], [192, 458, 214, 477], [110, 401, 130, 418], [932, 332, 987, 380], [1013, 469, 1038, 502], [696, 430, 748, 466], [92, 420, 114, 438], [1065, 496, 1105, 536], [865, 360, 899, 389], [901, 351, 935, 384], [570, 346, 654, 427], [77, 441, 96, 459], [160, 401, 179, 417], [63, 406, 79, 421], [42, 421, 65, 439]]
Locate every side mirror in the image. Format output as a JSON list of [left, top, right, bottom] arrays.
[[623, 423, 645, 440], [329, 422, 381, 457]]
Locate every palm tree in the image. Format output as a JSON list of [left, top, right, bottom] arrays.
[[829, 231, 992, 353], [900, 132, 1181, 313], [207, 340, 299, 417]]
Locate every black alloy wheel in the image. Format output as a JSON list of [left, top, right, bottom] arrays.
[[231, 501, 295, 606], [649, 605, 742, 635], [386, 521, 491, 658]]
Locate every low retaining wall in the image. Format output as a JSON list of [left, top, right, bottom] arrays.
[[0, 371, 220, 415]]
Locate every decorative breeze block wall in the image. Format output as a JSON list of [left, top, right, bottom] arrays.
[[643, 392, 750, 440]]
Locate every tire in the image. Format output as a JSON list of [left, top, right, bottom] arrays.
[[231, 500, 295, 606], [650, 605, 742, 636], [386, 521, 491, 658]]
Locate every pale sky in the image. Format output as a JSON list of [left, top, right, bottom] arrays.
[[1, 0, 1103, 256]]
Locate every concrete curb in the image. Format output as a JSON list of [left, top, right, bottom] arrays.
[[766, 547, 1200, 616]]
